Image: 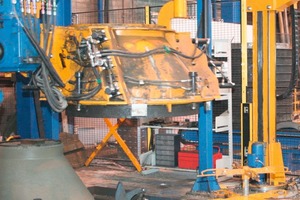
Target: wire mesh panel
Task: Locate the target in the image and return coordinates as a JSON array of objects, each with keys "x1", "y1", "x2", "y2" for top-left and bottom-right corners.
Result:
[
  {"x1": 72, "y1": 11, "x2": 99, "y2": 24},
  {"x1": 106, "y1": 7, "x2": 146, "y2": 24},
  {"x1": 74, "y1": 117, "x2": 117, "y2": 148},
  {"x1": 134, "y1": 0, "x2": 169, "y2": 7}
]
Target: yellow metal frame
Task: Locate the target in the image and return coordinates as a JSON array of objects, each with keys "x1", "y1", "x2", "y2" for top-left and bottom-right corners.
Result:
[
  {"x1": 198, "y1": 165, "x2": 290, "y2": 199},
  {"x1": 246, "y1": 0, "x2": 292, "y2": 185},
  {"x1": 240, "y1": 0, "x2": 249, "y2": 163},
  {"x1": 235, "y1": 0, "x2": 299, "y2": 199},
  {"x1": 85, "y1": 118, "x2": 142, "y2": 172}
]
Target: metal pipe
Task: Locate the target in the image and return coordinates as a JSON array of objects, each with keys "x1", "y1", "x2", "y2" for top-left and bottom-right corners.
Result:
[
  {"x1": 278, "y1": 12, "x2": 286, "y2": 43},
  {"x1": 174, "y1": 0, "x2": 187, "y2": 18},
  {"x1": 104, "y1": 0, "x2": 109, "y2": 23},
  {"x1": 145, "y1": 6, "x2": 150, "y2": 24},
  {"x1": 284, "y1": 8, "x2": 290, "y2": 44},
  {"x1": 243, "y1": 178, "x2": 250, "y2": 196}
]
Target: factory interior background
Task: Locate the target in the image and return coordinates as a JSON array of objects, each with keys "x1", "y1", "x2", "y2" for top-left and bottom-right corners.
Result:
[{"x1": 0, "y1": 0, "x2": 300, "y2": 199}]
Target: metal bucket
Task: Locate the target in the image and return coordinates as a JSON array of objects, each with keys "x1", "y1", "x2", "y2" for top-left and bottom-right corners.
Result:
[{"x1": 0, "y1": 139, "x2": 94, "y2": 200}]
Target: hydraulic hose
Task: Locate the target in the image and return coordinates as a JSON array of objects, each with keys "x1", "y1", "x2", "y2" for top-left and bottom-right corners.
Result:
[
  {"x1": 22, "y1": 24, "x2": 65, "y2": 87},
  {"x1": 66, "y1": 67, "x2": 102, "y2": 101},
  {"x1": 99, "y1": 45, "x2": 206, "y2": 60},
  {"x1": 12, "y1": 5, "x2": 64, "y2": 87}
]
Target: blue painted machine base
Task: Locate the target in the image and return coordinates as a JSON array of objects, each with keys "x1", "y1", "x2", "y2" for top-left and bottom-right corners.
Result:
[
  {"x1": 192, "y1": 176, "x2": 220, "y2": 192},
  {"x1": 16, "y1": 73, "x2": 59, "y2": 139}
]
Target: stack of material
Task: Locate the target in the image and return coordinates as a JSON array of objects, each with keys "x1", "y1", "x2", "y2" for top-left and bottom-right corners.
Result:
[
  {"x1": 155, "y1": 134, "x2": 181, "y2": 167},
  {"x1": 117, "y1": 119, "x2": 148, "y2": 159},
  {"x1": 60, "y1": 132, "x2": 87, "y2": 168}
]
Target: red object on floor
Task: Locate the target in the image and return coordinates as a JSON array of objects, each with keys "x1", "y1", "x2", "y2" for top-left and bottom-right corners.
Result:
[
  {"x1": 178, "y1": 151, "x2": 198, "y2": 170},
  {"x1": 213, "y1": 146, "x2": 223, "y2": 168},
  {"x1": 178, "y1": 146, "x2": 223, "y2": 169}
]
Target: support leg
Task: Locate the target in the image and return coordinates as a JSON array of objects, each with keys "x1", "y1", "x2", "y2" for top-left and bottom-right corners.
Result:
[
  {"x1": 84, "y1": 129, "x2": 114, "y2": 166},
  {"x1": 85, "y1": 118, "x2": 142, "y2": 172},
  {"x1": 113, "y1": 130, "x2": 142, "y2": 172},
  {"x1": 192, "y1": 102, "x2": 220, "y2": 192}
]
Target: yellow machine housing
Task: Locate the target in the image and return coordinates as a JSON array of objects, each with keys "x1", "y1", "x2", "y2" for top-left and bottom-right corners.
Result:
[{"x1": 49, "y1": 24, "x2": 219, "y2": 118}]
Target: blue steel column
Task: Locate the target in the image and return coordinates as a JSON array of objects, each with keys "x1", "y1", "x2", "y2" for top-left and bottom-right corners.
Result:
[
  {"x1": 193, "y1": 0, "x2": 219, "y2": 192},
  {"x1": 16, "y1": 0, "x2": 72, "y2": 139},
  {"x1": 41, "y1": 101, "x2": 60, "y2": 140},
  {"x1": 56, "y1": 0, "x2": 72, "y2": 26},
  {"x1": 211, "y1": 0, "x2": 217, "y2": 19},
  {"x1": 192, "y1": 102, "x2": 220, "y2": 192},
  {"x1": 197, "y1": 0, "x2": 203, "y2": 38},
  {"x1": 197, "y1": 0, "x2": 212, "y2": 54},
  {"x1": 37, "y1": 0, "x2": 72, "y2": 139},
  {"x1": 42, "y1": 0, "x2": 72, "y2": 139},
  {"x1": 16, "y1": 74, "x2": 60, "y2": 139},
  {"x1": 98, "y1": 0, "x2": 103, "y2": 23},
  {"x1": 16, "y1": 73, "x2": 39, "y2": 139}
]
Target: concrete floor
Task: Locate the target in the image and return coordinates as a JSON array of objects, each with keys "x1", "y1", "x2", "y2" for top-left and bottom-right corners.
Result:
[
  {"x1": 76, "y1": 159, "x2": 300, "y2": 200},
  {"x1": 76, "y1": 159, "x2": 198, "y2": 199}
]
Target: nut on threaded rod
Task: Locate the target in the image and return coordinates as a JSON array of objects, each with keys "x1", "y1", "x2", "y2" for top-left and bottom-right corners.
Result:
[
  {"x1": 189, "y1": 71, "x2": 198, "y2": 94},
  {"x1": 75, "y1": 72, "x2": 84, "y2": 95}
]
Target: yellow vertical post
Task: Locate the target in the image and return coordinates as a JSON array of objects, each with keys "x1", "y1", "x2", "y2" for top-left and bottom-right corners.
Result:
[
  {"x1": 267, "y1": 9, "x2": 277, "y2": 144},
  {"x1": 145, "y1": 6, "x2": 150, "y2": 24},
  {"x1": 174, "y1": 0, "x2": 187, "y2": 18},
  {"x1": 262, "y1": 10, "x2": 270, "y2": 144},
  {"x1": 241, "y1": 0, "x2": 249, "y2": 164},
  {"x1": 246, "y1": 0, "x2": 293, "y2": 185},
  {"x1": 147, "y1": 127, "x2": 151, "y2": 151},
  {"x1": 241, "y1": 0, "x2": 248, "y2": 105}
]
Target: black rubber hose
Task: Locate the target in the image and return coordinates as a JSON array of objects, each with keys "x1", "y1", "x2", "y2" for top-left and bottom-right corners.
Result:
[
  {"x1": 22, "y1": 25, "x2": 65, "y2": 87},
  {"x1": 66, "y1": 67, "x2": 102, "y2": 101},
  {"x1": 277, "y1": 6, "x2": 299, "y2": 100},
  {"x1": 99, "y1": 46, "x2": 206, "y2": 60},
  {"x1": 66, "y1": 83, "x2": 102, "y2": 101}
]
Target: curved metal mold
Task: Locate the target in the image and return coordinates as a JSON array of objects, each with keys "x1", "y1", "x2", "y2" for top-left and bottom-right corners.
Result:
[
  {"x1": 50, "y1": 24, "x2": 219, "y2": 116},
  {"x1": 0, "y1": 139, "x2": 94, "y2": 200}
]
